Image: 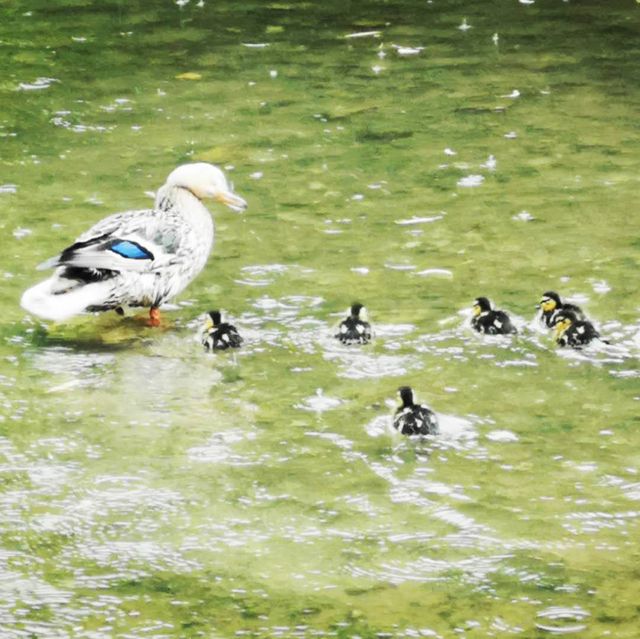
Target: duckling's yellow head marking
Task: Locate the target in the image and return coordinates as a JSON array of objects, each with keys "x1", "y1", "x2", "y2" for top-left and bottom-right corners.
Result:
[
  {"x1": 204, "y1": 315, "x2": 214, "y2": 331},
  {"x1": 540, "y1": 297, "x2": 557, "y2": 313},
  {"x1": 472, "y1": 303, "x2": 482, "y2": 317}
]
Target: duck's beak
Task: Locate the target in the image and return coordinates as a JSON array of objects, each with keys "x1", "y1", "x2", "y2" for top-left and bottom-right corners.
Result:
[{"x1": 216, "y1": 191, "x2": 248, "y2": 213}]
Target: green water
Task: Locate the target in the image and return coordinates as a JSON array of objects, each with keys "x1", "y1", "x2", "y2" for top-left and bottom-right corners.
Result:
[{"x1": 1, "y1": 0, "x2": 640, "y2": 636}]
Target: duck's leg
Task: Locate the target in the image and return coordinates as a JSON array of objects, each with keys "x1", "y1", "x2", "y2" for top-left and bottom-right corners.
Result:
[{"x1": 149, "y1": 306, "x2": 162, "y2": 327}]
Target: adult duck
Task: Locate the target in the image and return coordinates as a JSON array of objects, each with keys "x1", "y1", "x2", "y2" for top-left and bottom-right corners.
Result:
[{"x1": 21, "y1": 163, "x2": 247, "y2": 326}]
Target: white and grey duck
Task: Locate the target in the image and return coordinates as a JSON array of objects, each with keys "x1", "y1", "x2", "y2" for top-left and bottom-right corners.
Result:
[{"x1": 21, "y1": 163, "x2": 247, "y2": 326}]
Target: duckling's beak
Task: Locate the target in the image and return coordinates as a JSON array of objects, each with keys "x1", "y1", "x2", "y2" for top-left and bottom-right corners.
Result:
[{"x1": 216, "y1": 191, "x2": 248, "y2": 213}]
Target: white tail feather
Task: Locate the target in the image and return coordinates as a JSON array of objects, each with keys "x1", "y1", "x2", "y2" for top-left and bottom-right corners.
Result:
[{"x1": 21, "y1": 277, "x2": 112, "y2": 321}]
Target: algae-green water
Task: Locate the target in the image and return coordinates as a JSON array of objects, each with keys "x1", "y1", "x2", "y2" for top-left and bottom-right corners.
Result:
[{"x1": 1, "y1": 1, "x2": 639, "y2": 637}]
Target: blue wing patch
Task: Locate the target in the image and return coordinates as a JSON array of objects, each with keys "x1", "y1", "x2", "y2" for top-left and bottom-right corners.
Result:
[{"x1": 108, "y1": 240, "x2": 154, "y2": 260}]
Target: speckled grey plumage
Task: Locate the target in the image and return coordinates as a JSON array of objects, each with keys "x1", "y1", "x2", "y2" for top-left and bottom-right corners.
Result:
[
  {"x1": 21, "y1": 163, "x2": 245, "y2": 321},
  {"x1": 43, "y1": 187, "x2": 213, "y2": 311}
]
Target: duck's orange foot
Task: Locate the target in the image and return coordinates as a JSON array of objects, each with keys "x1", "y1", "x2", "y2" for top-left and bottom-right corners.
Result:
[{"x1": 148, "y1": 307, "x2": 162, "y2": 327}]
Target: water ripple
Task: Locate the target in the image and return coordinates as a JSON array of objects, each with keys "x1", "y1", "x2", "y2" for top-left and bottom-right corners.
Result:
[
  {"x1": 31, "y1": 347, "x2": 115, "y2": 393},
  {"x1": 295, "y1": 389, "x2": 343, "y2": 413},
  {"x1": 600, "y1": 474, "x2": 640, "y2": 500},
  {"x1": 236, "y1": 263, "x2": 289, "y2": 287},
  {"x1": 188, "y1": 428, "x2": 261, "y2": 466},
  {"x1": 535, "y1": 606, "x2": 590, "y2": 635},
  {"x1": 395, "y1": 213, "x2": 445, "y2": 225},
  {"x1": 323, "y1": 346, "x2": 422, "y2": 379},
  {"x1": 77, "y1": 539, "x2": 201, "y2": 576},
  {"x1": 348, "y1": 552, "x2": 507, "y2": 587},
  {"x1": 18, "y1": 77, "x2": 59, "y2": 91},
  {"x1": 50, "y1": 113, "x2": 114, "y2": 134},
  {"x1": 563, "y1": 509, "x2": 639, "y2": 535}
]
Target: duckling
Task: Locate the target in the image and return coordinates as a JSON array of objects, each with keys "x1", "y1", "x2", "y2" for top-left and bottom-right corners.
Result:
[
  {"x1": 21, "y1": 163, "x2": 247, "y2": 326},
  {"x1": 471, "y1": 297, "x2": 517, "y2": 335},
  {"x1": 537, "y1": 291, "x2": 585, "y2": 328},
  {"x1": 393, "y1": 386, "x2": 439, "y2": 436},
  {"x1": 335, "y1": 303, "x2": 372, "y2": 345},
  {"x1": 202, "y1": 310, "x2": 243, "y2": 351},
  {"x1": 552, "y1": 310, "x2": 605, "y2": 349}
]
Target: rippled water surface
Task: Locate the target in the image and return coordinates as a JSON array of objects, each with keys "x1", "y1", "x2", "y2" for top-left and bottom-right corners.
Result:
[{"x1": 1, "y1": 0, "x2": 640, "y2": 637}]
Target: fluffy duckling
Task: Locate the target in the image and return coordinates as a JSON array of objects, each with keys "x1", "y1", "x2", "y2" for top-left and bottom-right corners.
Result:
[
  {"x1": 202, "y1": 310, "x2": 243, "y2": 351},
  {"x1": 552, "y1": 310, "x2": 605, "y2": 349},
  {"x1": 21, "y1": 163, "x2": 247, "y2": 326},
  {"x1": 335, "y1": 303, "x2": 372, "y2": 345},
  {"x1": 471, "y1": 297, "x2": 517, "y2": 335},
  {"x1": 393, "y1": 386, "x2": 439, "y2": 436},
  {"x1": 537, "y1": 291, "x2": 585, "y2": 328}
]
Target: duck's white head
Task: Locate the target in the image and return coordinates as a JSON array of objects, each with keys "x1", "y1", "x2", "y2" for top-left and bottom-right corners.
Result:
[{"x1": 165, "y1": 162, "x2": 247, "y2": 212}]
